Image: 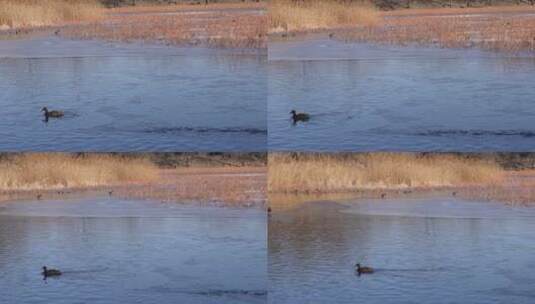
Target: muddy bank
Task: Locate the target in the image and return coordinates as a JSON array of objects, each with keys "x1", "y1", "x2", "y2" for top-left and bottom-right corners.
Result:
[
  {"x1": 0, "y1": 153, "x2": 267, "y2": 207},
  {"x1": 1, "y1": 3, "x2": 267, "y2": 49},
  {"x1": 271, "y1": 5, "x2": 535, "y2": 53},
  {"x1": 0, "y1": 166, "x2": 266, "y2": 207}
]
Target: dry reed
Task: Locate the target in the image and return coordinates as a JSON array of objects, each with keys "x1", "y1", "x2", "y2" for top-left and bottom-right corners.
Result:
[
  {"x1": 269, "y1": 0, "x2": 378, "y2": 33},
  {"x1": 268, "y1": 153, "x2": 504, "y2": 193},
  {"x1": 0, "y1": 153, "x2": 158, "y2": 190},
  {"x1": 0, "y1": 0, "x2": 103, "y2": 29},
  {"x1": 342, "y1": 5, "x2": 535, "y2": 52}
]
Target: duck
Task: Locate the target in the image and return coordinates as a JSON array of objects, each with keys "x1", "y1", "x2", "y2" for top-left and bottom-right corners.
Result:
[
  {"x1": 355, "y1": 263, "x2": 374, "y2": 275},
  {"x1": 41, "y1": 107, "x2": 64, "y2": 119},
  {"x1": 290, "y1": 110, "x2": 310, "y2": 123},
  {"x1": 42, "y1": 266, "x2": 62, "y2": 277}
]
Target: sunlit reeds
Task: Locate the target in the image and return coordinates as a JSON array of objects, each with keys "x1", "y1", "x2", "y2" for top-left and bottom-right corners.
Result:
[
  {"x1": 268, "y1": 153, "x2": 504, "y2": 193},
  {"x1": 0, "y1": 0, "x2": 102, "y2": 29},
  {"x1": 269, "y1": 0, "x2": 378, "y2": 33},
  {"x1": 0, "y1": 153, "x2": 158, "y2": 190}
]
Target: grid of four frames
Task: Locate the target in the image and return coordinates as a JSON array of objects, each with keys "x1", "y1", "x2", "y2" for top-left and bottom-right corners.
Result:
[{"x1": 1, "y1": 1, "x2": 535, "y2": 303}]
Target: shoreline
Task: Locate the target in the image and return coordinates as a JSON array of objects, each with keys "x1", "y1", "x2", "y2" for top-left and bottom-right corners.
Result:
[
  {"x1": 0, "y1": 2, "x2": 267, "y2": 49},
  {"x1": 269, "y1": 4, "x2": 535, "y2": 53},
  {"x1": 0, "y1": 166, "x2": 266, "y2": 208}
]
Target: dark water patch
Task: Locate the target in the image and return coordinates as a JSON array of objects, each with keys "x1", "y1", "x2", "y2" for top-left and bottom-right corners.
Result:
[
  {"x1": 143, "y1": 127, "x2": 267, "y2": 135},
  {"x1": 416, "y1": 129, "x2": 535, "y2": 138}
]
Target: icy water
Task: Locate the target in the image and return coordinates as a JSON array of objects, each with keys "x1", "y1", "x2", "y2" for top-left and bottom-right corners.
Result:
[
  {"x1": 269, "y1": 39, "x2": 535, "y2": 151},
  {"x1": 0, "y1": 199, "x2": 266, "y2": 304},
  {"x1": 269, "y1": 198, "x2": 535, "y2": 304},
  {"x1": 0, "y1": 37, "x2": 266, "y2": 151}
]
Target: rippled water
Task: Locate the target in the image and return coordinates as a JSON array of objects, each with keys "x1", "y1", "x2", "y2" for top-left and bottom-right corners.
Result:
[
  {"x1": 269, "y1": 39, "x2": 535, "y2": 151},
  {"x1": 0, "y1": 199, "x2": 266, "y2": 304},
  {"x1": 0, "y1": 37, "x2": 266, "y2": 151},
  {"x1": 269, "y1": 198, "x2": 535, "y2": 303}
]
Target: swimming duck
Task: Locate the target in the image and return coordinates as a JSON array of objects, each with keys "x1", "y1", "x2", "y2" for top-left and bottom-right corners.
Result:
[
  {"x1": 290, "y1": 110, "x2": 310, "y2": 123},
  {"x1": 41, "y1": 107, "x2": 64, "y2": 119},
  {"x1": 42, "y1": 266, "x2": 62, "y2": 277},
  {"x1": 355, "y1": 263, "x2": 374, "y2": 274}
]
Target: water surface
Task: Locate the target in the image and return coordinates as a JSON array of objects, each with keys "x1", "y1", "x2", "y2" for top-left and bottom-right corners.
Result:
[
  {"x1": 269, "y1": 198, "x2": 535, "y2": 303},
  {"x1": 0, "y1": 37, "x2": 267, "y2": 151},
  {"x1": 0, "y1": 199, "x2": 266, "y2": 304},
  {"x1": 269, "y1": 39, "x2": 535, "y2": 151}
]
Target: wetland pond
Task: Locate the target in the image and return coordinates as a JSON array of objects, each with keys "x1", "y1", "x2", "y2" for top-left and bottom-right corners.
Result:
[
  {"x1": 269, "y1": 39, "x2": 535, "y2": 151},
  {"x1": 0, "y1": 198, "x2": 266, "y2": 304},
  {"x1": 0, "y1": 36, "x2": 266, "y2": 151},
  {"x1": 269, "y1": 198, "x2": 535, "y2": 304}
]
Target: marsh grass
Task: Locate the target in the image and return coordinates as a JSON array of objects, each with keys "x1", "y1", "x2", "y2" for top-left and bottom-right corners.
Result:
[
  {"x1": 0, "y1": 0, "x2": 103, "y2": 29},
  {"x1": 0, "y1": 153, "x2": 158, "y2": 190},
  {"x1": 268, "y1": 153, "x2": 504, "y2": 193},
  {"x1": 343, "y1": 5, "x2": 535, "y2": 52},
  {"x1": 269, "y1": 0, "x2": 378, "y2": 33}
]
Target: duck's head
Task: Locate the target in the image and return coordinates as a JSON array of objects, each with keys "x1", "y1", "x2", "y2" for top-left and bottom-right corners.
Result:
[
  {"x1": 290, "y1": 110, "x2": 296, "y2": 115},
  {"x1": 355, "y1": 263, "x2": 360, "y2": 268},
  {"x1": 42, "y1": 266, "x2": 47, "y2": 272},
  {"x1": 41, "y1": 107, "x2": 48, "y2": 113}
]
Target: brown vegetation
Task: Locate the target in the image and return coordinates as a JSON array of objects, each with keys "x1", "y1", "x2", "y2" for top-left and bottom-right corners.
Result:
[
  {"x1": 0, "y1": 153, "x2": 158, "y2": 190},
  {"x1": 269, "y1": 0, "x2": 378, "y2": 33},
  {"x1": 0, "y1": 153, "x2": 266, "y2": 207},
  {"x1": 60, "y1": 2, "x2": 267, "y2": 48},
  {"x1": 0, "y1": 0, "x2": 102, "y2": 29},
  {"x1": 268, "y1": 153, "x2": 504, "y2": 194},
  {"x1": 342, "y1": 5, "x2": 535, "y2": 52}
]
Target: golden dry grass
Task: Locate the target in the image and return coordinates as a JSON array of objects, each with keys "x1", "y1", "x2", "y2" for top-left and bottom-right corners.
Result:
[
  {"x1": 268, "y1": 153, "x2": 504, "y2": 193},
  {"x1": 0, "y1": 0, "x2": 103, "y2": 29},
  {"x1": 269, "y1": 0, "x2": 378, "y2": 33},
  {"x1": 0, "y1": 153, "x2": 158, "y2": 190},
  {"x1": 342, "y1": 5, "x2": 535, "y2": 52}
]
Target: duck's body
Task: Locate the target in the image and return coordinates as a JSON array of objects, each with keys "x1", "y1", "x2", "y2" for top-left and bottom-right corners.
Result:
[
  {"x1": 41, "y1": 107, "x2": 64, "y2": 119},
  {"x1": 355, "y1": 263, "x2": 374, "y2": 275},
  {"x1": 290, "y1": 110, "x2": 310, "y2": 123},
  {"x1": 42, "y1": 266, "x2": 62, "y2": 277}
]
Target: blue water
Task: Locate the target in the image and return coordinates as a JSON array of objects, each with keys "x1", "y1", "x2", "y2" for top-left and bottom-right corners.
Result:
[
  {"x1": 269, "y1": 198, "x2": 535, "y2": 304},
  {"x1": 269, "y1": 39, "x2": 535, "y2": 151},
  {"x1": 0, "y1": 37, "x2": 266, "y2": 151},
  {"x1": 0, "y1": 199, "x2": 267, "y2": 304}
]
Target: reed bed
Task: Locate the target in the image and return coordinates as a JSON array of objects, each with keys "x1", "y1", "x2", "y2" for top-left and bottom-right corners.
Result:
[
  {"x1": 0, "y1": 154, "x2": 158, "y2": 190},
  {"x1": 268, "y1": 153, "x2": 504, "y2": 193},
  {"x1": 342, "y1": 5, "x2": 535, "y2": 52},
  {"x1": 0, "y1": 0, "x2": 103, "y2": 29},
  {"x1": 269, "y1": 0, "x2": 378, "y2": 33},
  {"x1": 62, "y1": 3, "x2": 267, "y2": 48}
]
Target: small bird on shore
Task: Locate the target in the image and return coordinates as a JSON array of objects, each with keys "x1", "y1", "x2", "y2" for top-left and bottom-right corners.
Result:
[
  {"x1": 37, "y1": 194, "x2": 42, "y2": 200},
  {"x1": 42, "y1": 266, "x2": 62, "y2": 278},
  {"x1": 109, "y1": 190, "x2": 113, "y2": 196},
  {"x1": 41, "y1": 107, "x2": 64, "y2": 120},
  {"x1": 290, "y1": 110, "x2": 310, "y2": 124},
  {"x1": 381, "y1": 193, "x2": 386, "y2": 199},
  {"x1": 355, "y1": 263, "x2": 374, "y2": 275},
  {"x1": 267, "y1": 207, "x2": 272, "y2": 216}
]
